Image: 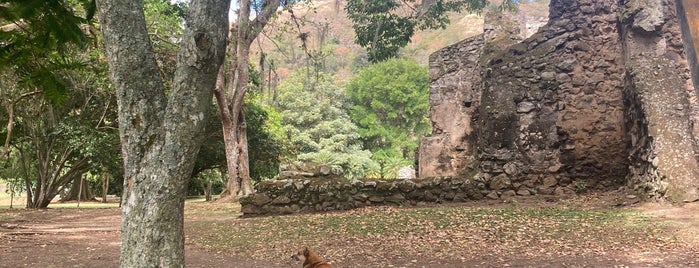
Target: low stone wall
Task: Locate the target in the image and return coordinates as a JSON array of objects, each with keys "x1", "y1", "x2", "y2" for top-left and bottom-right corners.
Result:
[
  {"x1": 239, "y1": 175, "x2": 583, "y2": 216},
  {"x1": 240, "y1": 176, "x2": 487, "y2": 216}
]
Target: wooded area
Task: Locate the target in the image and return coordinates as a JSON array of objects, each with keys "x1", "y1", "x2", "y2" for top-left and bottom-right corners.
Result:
[{"x1": 0, "y1": 0, "x2": 494, "y2": 266}]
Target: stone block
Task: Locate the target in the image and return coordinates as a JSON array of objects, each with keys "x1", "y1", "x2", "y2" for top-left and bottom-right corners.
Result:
[{"x1": 490, "y1": 174, "x2": 512, "y2": 190}]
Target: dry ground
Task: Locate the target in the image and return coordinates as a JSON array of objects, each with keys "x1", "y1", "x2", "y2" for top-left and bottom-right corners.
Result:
[{"x1": 1, "y1": 193, "x2": 698, "y2": 268}]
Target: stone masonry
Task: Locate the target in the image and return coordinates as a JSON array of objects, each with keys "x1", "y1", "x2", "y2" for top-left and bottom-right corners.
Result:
[
  {"x1": 240, "y1": 176, "x2": 488, "y2": 216},
  {"x1": 419, "y1": 0, "x2": 699, "y2": 202}
]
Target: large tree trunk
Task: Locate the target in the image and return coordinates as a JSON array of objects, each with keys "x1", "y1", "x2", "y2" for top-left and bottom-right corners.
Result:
[
  {"x1": 97, "y1": 0, "x2": 228, "y2": 266},
  {"x1": 61, "y1": 176, "x2": 96, "y2": 202},
  {"x1": 214, "y1": 67, "x2": 241, "y2": 199},
  {"x1": 216, "y1": 0, "x2": 282, "y2": 200},
  {"x1": 204, "y1": 176, "x2": 213, "y2": 201},
  {"x1": 27, "y1": 146, "x2": 89, "y2": 208},
  {"x1": 101, "y1": 171, "x2": 110, "y2": 203},
  {"x1": 236, "y1": 114, "x2": 253, "y2": 196}
]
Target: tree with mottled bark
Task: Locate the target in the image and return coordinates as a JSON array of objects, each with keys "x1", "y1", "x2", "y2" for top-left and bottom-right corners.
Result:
[
  {"x1": 96, "y1": 0, "x2": 229, "y2": 266},
  {"x1": 215, "y1": 0, "x2": 283, "y2": 199}
]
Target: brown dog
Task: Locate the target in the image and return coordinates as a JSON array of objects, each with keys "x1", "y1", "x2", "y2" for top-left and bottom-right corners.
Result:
[{"x1": 291, "y1": 247, "x2": 333, "y2": 268}]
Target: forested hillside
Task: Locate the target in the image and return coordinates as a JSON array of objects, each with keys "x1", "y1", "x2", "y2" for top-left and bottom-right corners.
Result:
[{"x1": 250, "y1": 0, "x2": 549, "y2": 81}]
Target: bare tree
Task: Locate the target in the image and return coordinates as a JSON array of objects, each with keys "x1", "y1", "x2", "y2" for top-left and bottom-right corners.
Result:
[{"x1": 96, "y1": 0, "x2": 229, "y2": 266}]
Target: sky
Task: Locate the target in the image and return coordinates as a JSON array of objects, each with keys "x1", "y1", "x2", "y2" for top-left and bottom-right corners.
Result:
[{"x1": 171, "y1": 0, "x2": 239, "y2": 21}]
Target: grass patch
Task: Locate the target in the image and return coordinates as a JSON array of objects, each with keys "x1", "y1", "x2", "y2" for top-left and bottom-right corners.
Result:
[
  {"x1": 185, "y1": 205, "x2": 671, "y2": 264},
  {"x1": 47, "y1": 202, "x2": 120, "y2": 209}
]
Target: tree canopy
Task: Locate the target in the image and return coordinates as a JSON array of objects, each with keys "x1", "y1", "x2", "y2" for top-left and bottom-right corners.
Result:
[
  {"x1": 346, "y1": 0, "x2": 518, "y2": 62},
  {"x1": 0, "y1": 0, "x2": 95, "y2": 103},
  {"x1": 277, "y1": 71, "x2": 378, "y2": 178},
  {"x1": 0, "y1": 0, "x2": 122, "y2": 208},
  {"x1": 346, "y1": 59, "x2": 430, "y2": 176}
]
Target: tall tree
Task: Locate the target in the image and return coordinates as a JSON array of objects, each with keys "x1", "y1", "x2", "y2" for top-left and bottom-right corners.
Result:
[
  {"x1": 214, "y1": 0, "x2": 284, "y2": 199},
  {"x1": 96, "y1": 0, "x2": 229, "y2": 266},
  {"x1": 0, "y1": 0, "x2": 122, "y2": 208},
  {"x1": 0, "y1": 0, "x2": 95, "y2": 160},
  {"x1": 346, "y1": 59, "x2": 430, "y2": 176},
  {"x1": 277, "y1": 71, "x2": 378, "y2": 178}
]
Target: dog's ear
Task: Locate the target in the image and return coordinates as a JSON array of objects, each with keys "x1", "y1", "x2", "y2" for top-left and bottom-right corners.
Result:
[{"x1": 303, "y1": 246, "x2": 310, "y2": 257}]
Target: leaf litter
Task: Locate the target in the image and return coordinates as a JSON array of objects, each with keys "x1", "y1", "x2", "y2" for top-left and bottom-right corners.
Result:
[{"x1": 184, "y1": 197, "x2": 699, "y2": 267}]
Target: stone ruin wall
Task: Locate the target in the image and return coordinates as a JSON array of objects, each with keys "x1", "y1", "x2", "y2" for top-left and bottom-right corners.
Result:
[
  {"x1": 418, "y1": 35, "x2": 484, "y2": 178},
  {"x1": 621, "y1": 0, "x2": 699, "y2": 201},
  {"x1": 419, "y1": 0, "x2": 699, "y2": 202}
]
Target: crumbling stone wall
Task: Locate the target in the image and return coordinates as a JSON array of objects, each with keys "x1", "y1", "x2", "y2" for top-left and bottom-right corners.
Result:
[
  {"x1": 418, "y1": 8, "x2": 535, "y2": 178},
  {"x1": 620, "y1": 0, "x2": 699, "y2": 202},
  {"x1": 478, "y1": 0, "x2": 629, "y2": 183},
  {"x1": 419, "y1": 0, "x2": 699, "y2": 201},
  {"x1": 418, "y1": 36, "x2": 484, "y2": 178},
  {"x1": 240, "y1": 176, "x2": 487, "y2": 216}
]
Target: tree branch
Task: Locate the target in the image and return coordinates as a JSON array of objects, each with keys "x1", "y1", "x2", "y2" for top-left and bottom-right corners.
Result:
[
  {"x1": 1, "y1": 91, "x2": 42, "y2": 161},
  {"x1": 0, "y1": 20, "x2": 28, "y2": 33},
  {"x1": 249, "y1": 0, "x2": 283, "y2": 41}
]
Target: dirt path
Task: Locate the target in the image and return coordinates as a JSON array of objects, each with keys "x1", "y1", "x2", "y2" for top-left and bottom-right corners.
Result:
[
  {"x1": 0, "y1": 208, "x2": 275, "y2": 268},
  {"x1": 1, "y1": 198, "x2": 698, "y2": 268}
]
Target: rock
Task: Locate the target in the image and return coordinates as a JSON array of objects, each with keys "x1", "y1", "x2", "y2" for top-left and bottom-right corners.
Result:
[
  {"x1": 293, "y1": 181, "x2": 306, "y2": 191},
  {"x1": 279, "y1": 171, "x2": 296, "y2": 177},
  {"x1": 621, "y1": 195, "x2": 641, "y2": 206},
  {"x1": 486, "y1": 191, "x2": 500, "y2": 200},
  {"x1": 555, "y1": 59, "x2": 576, "y2": 72},
  {"x1": 249, "y1": 194, "x2": 271, "y2": 206},
  {"x1": 241, "y1": 204, "x2": 264, "y2": 215},
  {"x1": 386, "y1": 193, "x2": 406, "y2": 204},
  {"x1": 504, "y1": 162, "x2": 519, "y2": 175},
  {"x1": 516, "y1": 189, "x2": 531, "y2": 196},
  {"x1": 368, "y1": 196, "x2": 385, "y2": 203},
  {"x1": 278, "y1": 205, "x2": 300, "y2": 214},
  {"x1": 517, "y1": 101, "x2": 536, "y2": 113},
  {"x1": 547, "y1": 164, "x2": 562, "y2": 173},
  {"x1": 554, "y1": 186, "x2": 567, "y2": 196},
  {"x1": 542, "y1": 176, "x2": 558, "y2": 187},
  {"x1": 375, "y1": 181, "x2": 393, "y2": 191},
  {"x1": 319, "y1": 165, "x2": 332, "y2": 175},
  {"x1": 354, "y1": 193, "x2": 369, "y2": 201},
  {"x1": 537, "y1": 186, "x2": 555, "y2": 195},
  {"x1": 540, "y1": 71, "x2": 556, "y2": 81},
  {"x1": 397, "y1": 166, "x2": 416, "y2": 179},
  {"x1": 474, "y1": 172, "x2": 492, "y2": 183},
  {"x1": 651, "y1": 157, "x2": 659, "y2": 168},
  {"x1": 271, "y1": 195, "x2": 291, "y2": 205},
  {"x1": 628, "y1": 0, "x2": 664, "y2": 32},
  {"x1": 489, "y1": 174, "x2": 512, "y2": 190},
  {"x1": 502, "y1": 190, "x2": 517, "y2": 197},
  {"x1": 422, "y1": 190, "x2": 437, "y2": 201},
  {"x1": 480, "y1": 161, "x2": 504, "y2": 173},
  {"x1": 396, "y1": 179, "x2": 416, "y2": 192}
]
